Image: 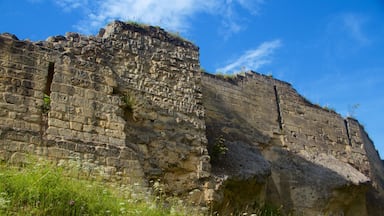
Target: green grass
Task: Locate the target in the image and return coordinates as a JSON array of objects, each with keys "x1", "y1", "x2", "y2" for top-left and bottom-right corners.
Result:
[
  {"x1": 0, "y1": 159, "x2": 196, "y2": 216},
  {"x1": 0, "y1": 158, "x2": 283, "y2": 216}
]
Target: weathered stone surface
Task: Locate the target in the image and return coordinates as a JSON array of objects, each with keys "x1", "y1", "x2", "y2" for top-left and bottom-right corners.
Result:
[
  {"x1": 1, "y1": 22, "x2": 384, "y2": 215},
  {"x1": 202, "y1": 72, "x2": 384, "y2": 215},
  {"x1": 0, "y1": 21, "x2": 208, "y2": 193}
]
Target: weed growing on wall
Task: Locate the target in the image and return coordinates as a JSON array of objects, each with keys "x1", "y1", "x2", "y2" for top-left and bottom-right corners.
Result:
[
  {"x1": 121, "y1": 93, "x2": 138, "y2": 121},
  {"x1": 210, "y1": 135, "x2": 228, "y2": 163},
  {"x1": 41, "y1": 94, "x2": 51, "y2": 113}
]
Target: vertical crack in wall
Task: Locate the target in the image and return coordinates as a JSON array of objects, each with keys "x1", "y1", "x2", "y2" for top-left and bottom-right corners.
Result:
[
  {"x1": 44, "y1": 62, "x2": 55, "y2": 96},
  {"x1": 273, "y1": 85, "x2": 283, "y2": 130},
  {"x1": 344, "y1": 119, "x2": 352, "y2": 146},
  {"x1": 41, "y1": 62, "x2": 55, "y2": 137}
]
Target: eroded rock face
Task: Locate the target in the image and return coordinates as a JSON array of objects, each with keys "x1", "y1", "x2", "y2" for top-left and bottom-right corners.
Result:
[
  {"x1": 202, "y1": 72, "x2": 384, "y2": 215},
  {"x1": 1, "y1": 21, "x2": 384, "y2": 215}
]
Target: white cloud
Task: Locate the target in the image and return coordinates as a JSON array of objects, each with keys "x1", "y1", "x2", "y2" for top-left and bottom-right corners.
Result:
[
  {"x1": 92, "y1": 0, "x2": 218, "y2": 33},
  {"x1": 216, "y1": 39, "x2": 282, "y2": 73},
  {"x1": 341, "y1": 13, "x2": 369, "y2": 45},
  {"x1": 236, "y1": 0, "x2": 265, "y2": 15},
  {"x1": 323, "y1": 13, "x2": 371, "y2": 60},
  {"x1": 51, "y1": 0, "x2": 263, "y2": 36},
  {"x1": 54, "y1": 0, "x2": 89, "y2": 12},
  {"x1": 218, "y1": 0, "x2": 265, "y2": 38}
]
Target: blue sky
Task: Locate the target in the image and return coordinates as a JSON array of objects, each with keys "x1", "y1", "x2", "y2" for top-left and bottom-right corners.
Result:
[{"x1": 1, "y1": 0, "x2": 383, "y2": 159}]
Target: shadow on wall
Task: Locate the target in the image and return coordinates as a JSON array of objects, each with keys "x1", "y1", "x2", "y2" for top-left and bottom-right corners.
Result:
[{"x1": 202, "y1": 77, "x2": 370, "y2": 215}]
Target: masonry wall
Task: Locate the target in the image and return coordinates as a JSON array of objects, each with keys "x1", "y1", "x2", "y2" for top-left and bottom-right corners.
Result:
[
  {"x1": 202, "y1": 71, "x2": 384, "y2": 215},
  {"x1": 0, "y1": 34, "x2": 53, "y2": 162},
  {"x1": 202, "y1": 71, "x2": 375, "y2": 176},
  {"x1": 0, "y1": 21, "x2": 209, "y2": 193},
  {"x1": 274, "y1": 81, "x2": 371, "y2": 176},
  {"x1": 202, "y1": 73, "x2": 280, "y2": 146},
  {"x1": 1, "y1": 21, "x2": 384, "y2": 214}
]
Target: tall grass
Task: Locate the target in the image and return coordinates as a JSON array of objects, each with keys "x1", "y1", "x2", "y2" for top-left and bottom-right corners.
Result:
[
  {"x1": 0, "y1": 159, "x2": 194, "y2": 216},
  {"x1": 0, "y1": 158, "x2": 282, "y2": 216}
]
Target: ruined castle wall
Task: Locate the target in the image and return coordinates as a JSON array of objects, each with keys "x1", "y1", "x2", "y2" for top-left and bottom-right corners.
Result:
[
  {"x1": 202, "y1": 71, "x2": 372, "y2": 172},
  {"x1": 202, "y1": 71, "x2": 381, "y2": 215},
  {"x1": 0, "y1": 21, "x2": 209, "y2": 192},
  {"x1": 0, "y1": 35, "x2": 52, "y2": 162},
  {"x1": 347, "y1": 118, "x2": 384, "y2": 184},
  {"x1": 202, "y1": 73, "x2": 280, "y2": 146},
  {"x1": 1, "y1": 21, "x2": 383, "y2": 213},
  {"x1": 274, "y1": 82, "x2": 371, "y2": 176},
  {"x1": 345, "y1": 117, "x2": 384, "y2": 214}
]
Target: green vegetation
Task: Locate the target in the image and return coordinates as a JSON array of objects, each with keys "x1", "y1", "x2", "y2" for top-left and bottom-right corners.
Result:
[
  {"x1": 124, "y1": 20, "x2": 191, "y2": 43},
  {"x1": 121, "y1": 94, "x2": 135, "y2": 112},
  {"x1": 199, "y1": 67, "x2": 207, "y2": 74},
  {"x1": 210, "y1": 135, "x2": 228, "y2": 162},
  {"x1": 121, "y1": 93, "x2": 137, "y2": 121},
  {"x1": 215, "y1": 71, "x2": 248, "y2": 80},
  {"x1": 41, "y1": 94, "x2": 51, "y2": 113},
  {"x1": 347, "y1": 103, "x2": 360, "y2": 118},
  {"x1": 256, "y1": 204, "x2": 283, "y2": 216},
  {"x1": 0, "y1": 156, "x2": 283, "y2": 216},
  {"x1": 0, "y1": 159, "x2": 197, "y2": 216},
  {"x1": 215, "y1": 72, "x2": 236, "y2": 80},
  {"x1": 125, "y1": 20, "x2": 150, "y2": 28},
  {"x1": 168, "y1": 31, "x2": 193, "y2": 44},
  {"x1": 322, "y1": 105, "x2": 336, "y2": 113}
]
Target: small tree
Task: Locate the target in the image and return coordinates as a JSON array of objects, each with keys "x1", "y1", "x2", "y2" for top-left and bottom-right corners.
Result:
[{"x1": 348, "y1": 104, "x2": 360, "y2": 118}]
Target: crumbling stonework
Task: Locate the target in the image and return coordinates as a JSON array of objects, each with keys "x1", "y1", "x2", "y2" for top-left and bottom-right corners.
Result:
[
  {"x1": 1, "y1": 21, "x2": 383, "y2": 215},
  {"x1": 202, "y1": 72, "x2": 384, "y2": 215},
  {"x1": 0, "y1": 21, "x2": 209, "y2": 194}
]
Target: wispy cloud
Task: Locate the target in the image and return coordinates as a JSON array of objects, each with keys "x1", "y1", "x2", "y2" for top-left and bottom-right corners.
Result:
[
  {"x1": 79, "y1": 0, "x2": 218, "y2": 33},
  {"x1": 53, "y1": 0, "x2": 89, "y2": 12},
  {"x1": 323, "y1": 12, "x2": 371, "y2": 61},
  {"x1": 218, "y1": 0, "x2": 265, "y2": 38},
  {"x1": 236, "y1": 0, "x2": 265, "y2": 15},
  {"x1": 216, "y1": 39, "x2": 282, "y2": 73},
  {"x1": 341, "y1": 13, "x2": 369, "y2": 45},
  {"x1": 50, "y1": 0, "x2": 263, "y2": 35}
]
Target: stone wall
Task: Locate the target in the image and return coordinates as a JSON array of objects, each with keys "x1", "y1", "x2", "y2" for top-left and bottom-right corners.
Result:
[
  {"x1": 0, "y1": 21, "x2": 209, "y2": 194},
  {"x1": 1, "y1": 21, "x2": 383, "y2": 215},
  {"x1": 275, "y1": 80, "x2": 370, "y2": 176},
  {"x1": 202, "y1": 71, "x2": 384, "y2": 215}
]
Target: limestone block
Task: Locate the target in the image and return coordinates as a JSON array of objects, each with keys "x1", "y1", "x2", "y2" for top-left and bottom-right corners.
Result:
[
  {"x1": 69, "y1": 121, "x2": 83, "y2": 131},
  {"x1": 47, "y1": 147, "x2": 70, "y2": 158},
  {"x1": 106, "y1": 157, "x2": 120, "y2": 167},
  {"x1": 103, "y1": 166, "x2": 117, "y2": 176},
  {"x1": 48, "y1": 117, "x2": 69, "y2": 129},
  {"x1": 0, "y1": 150, "x2": 9, "y2": 161},
  {"x1": 19, "y1": 143, "x2": 35, "y2": 154},
  {"x1": 22, "y1": 114, "x2": 41, "y2": 123},
  {"x1": 105, "y1": 122, "x2": 124, "y2": 131},
  {"x1": 105, "y1": 129, "x2": 125, "y2": 139},
  {"x1": 82, "y1": 124, "x2": 94, "y2": 133},
  {"x1": 9, "y1": 152, "x2": 29, "y2": 164},
  {"x1": 51, "y1": 101, "x2": 69, "y2": 113},
  {"x1": 76, "y1": 143, "x2": 95, "y2": 154},
  {"x1": 108, "y1": 137, "x2": 125, "y2": 147},
  {"x1": 28, "y1": 134, "x2": 41, "y2": 145},
  {"x1": 8, "y1": 111, "x2": 17, "y2": 119},
  {"x1": 57, "y1": 128, "x2": 73, "y2": 138},
  {"x1": 3, "y1": 93, "x2": 23, "y2": 104}
]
